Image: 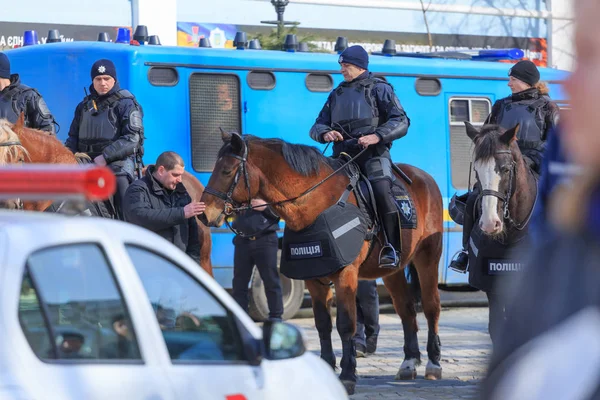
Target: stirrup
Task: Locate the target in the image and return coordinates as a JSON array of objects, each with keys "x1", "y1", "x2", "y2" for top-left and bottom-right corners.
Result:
[
  {"x1": 448, "y1": 250, "x2": 468, "y2": 274},
  {"x1": 378, "y1": 244, "x2": 400, "y2": 269}
]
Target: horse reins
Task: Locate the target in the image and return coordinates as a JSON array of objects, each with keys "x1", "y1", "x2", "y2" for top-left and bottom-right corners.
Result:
[{"x1": 203, "y1": 135, "x2": 369, "y2": 238}]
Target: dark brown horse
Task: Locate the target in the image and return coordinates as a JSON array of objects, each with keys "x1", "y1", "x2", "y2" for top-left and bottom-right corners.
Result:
[
  {"x1": 0, "y1": 114, "x2": 213, "y2": 276},
  {"x1": 466, "y1": 122, "x2": 537, "y2": 237},
  {"x1": 199, "y1": 131, "x2": 443, "y2": 394}
]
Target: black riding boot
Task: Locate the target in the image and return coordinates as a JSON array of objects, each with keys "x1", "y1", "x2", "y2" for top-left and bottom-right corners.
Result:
[{"x1": 380, "y1": 210, "x2": 401, "y2": 269}]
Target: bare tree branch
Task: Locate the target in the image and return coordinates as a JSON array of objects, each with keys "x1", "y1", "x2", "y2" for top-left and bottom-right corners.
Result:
[{"x1": 420, "y1": 0, "x2": 433, "y2": 51}]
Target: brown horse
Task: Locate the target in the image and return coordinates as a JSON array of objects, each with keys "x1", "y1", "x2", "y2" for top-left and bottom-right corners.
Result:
[
  {"x1": 199, "y1": 131, "x2": 443, "y2": 394},
  {"x1": 0, "y1": 115, "x2": 213, "y2": 276}
]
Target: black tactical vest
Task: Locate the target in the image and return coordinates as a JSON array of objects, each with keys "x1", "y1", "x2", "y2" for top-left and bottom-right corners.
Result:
[
  {"x1": 498, "y1": 97, "x2": 547, "y2": 143},
  {"x1": 330, "y1": 78, "x2": 382, "y2": 138},
  {"x1": 77, "y1": 90, "x2": 134, "y2": 155}
]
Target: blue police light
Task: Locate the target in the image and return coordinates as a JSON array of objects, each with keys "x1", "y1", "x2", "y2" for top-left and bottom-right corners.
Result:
[
  {"x1": 382, "y1": 39, "x2": 397, "y2": 56},
  {"x1": 283, "y1": 34, "x2": 298, "y2": 52},
  {"x1": 133, "y1": 25, "x2": 148, "y2": 45},
  {"x1": 248, "y1": 39, "x2": 261, "y2": 50},
  {"x1": 473, "y1": 48, "x2": 524, "y2": 60},
  {"x1": 47, "y1": 29, "x2": 61, "y2": 43},
  {"x1": 116, "y1": 28, "x2": 131, "y2": 44},
  {"x1": 98, "y1": 32, "x2": 111, "y2": 42},
  {"x1": 23, "y1": 30, "x2": 38, "y2": 46},
  {"x1": 148, "y1": 35, "x2": 161, "y2": 45},
  {"x1": 234, "y1": 32, "x2": 248, "y2": 50},
  {"x1": 199, "y1": 38, "x2": 211, "y2": 48},
  {"x1": 334, "y1": 36, "x2": 348, "y2": 54}
]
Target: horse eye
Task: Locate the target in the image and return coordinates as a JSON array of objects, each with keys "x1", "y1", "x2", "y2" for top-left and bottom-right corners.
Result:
[{"x1": 222, "y1": 169, "x2": 232, "y2": 176}]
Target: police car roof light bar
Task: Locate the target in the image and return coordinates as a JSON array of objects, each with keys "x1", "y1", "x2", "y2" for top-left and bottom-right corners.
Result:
[
  {"x1": 0, "y1": 165, "x2": 116, "y2": 202},
  {"x1": 374, "y1": 47, "x2": 525, "y2": 62}
]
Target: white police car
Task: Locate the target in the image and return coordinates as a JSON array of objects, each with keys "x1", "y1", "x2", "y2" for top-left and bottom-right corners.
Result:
[{"x1": 0, "y1": 166, "x2": 348, "y2": 400}]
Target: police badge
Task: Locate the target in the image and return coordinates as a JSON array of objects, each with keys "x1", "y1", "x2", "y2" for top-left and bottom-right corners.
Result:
[{"x1": 338, "y1": 55, "x2": 344, "y2": 63}]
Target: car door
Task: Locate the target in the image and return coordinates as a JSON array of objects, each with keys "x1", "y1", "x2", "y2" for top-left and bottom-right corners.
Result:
[
  {"x1": 15, "y1": 242, "x2": 175, "y2": 400},
  {"x1": 124, "y1": 244, "x2": 263, "y2": 400}
]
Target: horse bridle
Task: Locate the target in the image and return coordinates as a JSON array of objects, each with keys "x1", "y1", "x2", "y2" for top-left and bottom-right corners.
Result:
[
  {"x1": 0, "y1": 140, "x2": 25, "y2": 210},
  {"x1": 203, "y1": 142, "x2": 252, "y2": 217},
  {"x1": 203, "y1": 137, "x2": 369, "y2": 237},
  {"x1": 476, "y1": 149, "x2": 535, "y2": 231}
]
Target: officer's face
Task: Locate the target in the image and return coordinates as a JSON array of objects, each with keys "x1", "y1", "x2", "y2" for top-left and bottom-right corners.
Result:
[
  {"x1": 507, "y1": 76, "x2": 530, "y2": 94},
  {"x1": 216, "y1": 84, "x2": 233, "y2": 111},
  {"x1": 93, "y1": 75, "x2": 115, "y2": 95},
  {"x1": 564, "y1": 0, "x2": 600, "y2": 168},
  {"x1": 340, "y1": 63, "x2": 364, "y2": 82},
  {"x1": 158, "y1": 164, "x2": 184, "y2": 190}
]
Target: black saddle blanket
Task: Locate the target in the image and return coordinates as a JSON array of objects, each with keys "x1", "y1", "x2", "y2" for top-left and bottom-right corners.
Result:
[
  {"x1": 280, "y1": 202, "x2": 368, "y2": 280},
  {"x1": 356, "y1": 179, "x2": 417, "y2": 229}
]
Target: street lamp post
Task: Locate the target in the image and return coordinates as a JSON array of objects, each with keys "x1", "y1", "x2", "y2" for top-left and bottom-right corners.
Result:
[{"x1": 261, "y1": 0, "x2": 299, "y2": 39}]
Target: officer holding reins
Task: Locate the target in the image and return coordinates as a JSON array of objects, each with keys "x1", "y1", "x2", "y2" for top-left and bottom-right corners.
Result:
[
  {"x1": 309, "y1": 45, "x2": 410, "y2": 269},
  {"x1": 0, "y1": 52, "x2": 56, "y2": 133}
]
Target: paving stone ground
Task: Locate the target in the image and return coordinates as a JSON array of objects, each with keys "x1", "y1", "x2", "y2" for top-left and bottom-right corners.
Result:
[{"x1": 292, "y1": 307, "x2": 492, "y2": 399}]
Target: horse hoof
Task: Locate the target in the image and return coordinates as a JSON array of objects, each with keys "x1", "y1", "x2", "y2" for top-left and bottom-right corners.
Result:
[
  {"x1": 356, "y1": 349, "x2": 365, "y2": 358},
  {"x1": 395, "y1": 358, "x2": 419, "y2": 380},
  {"x1": 425, "y1": 361, "x2": 442, "y2": 380},
  {"x1": 341, "y1": 380, "x2": 356, "y2": 395}
]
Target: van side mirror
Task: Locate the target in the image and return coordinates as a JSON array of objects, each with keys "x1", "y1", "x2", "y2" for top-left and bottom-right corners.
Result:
[{"x1": 262, "y1": 321, "x2": 306, "y2": 360}]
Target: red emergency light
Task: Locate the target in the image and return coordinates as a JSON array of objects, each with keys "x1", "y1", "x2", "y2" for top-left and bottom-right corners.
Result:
[{"x1": 0, "y1": 164, "x2": 116, "y2": 201}]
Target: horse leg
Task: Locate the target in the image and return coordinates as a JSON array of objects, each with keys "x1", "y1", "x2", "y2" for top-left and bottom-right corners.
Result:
[
  {"x1": 412, "y1": 233, "x2": 443, "y2": 380},
  {"x1": 332, "y1": 266, "x2": 359, "y2": 395},
  {"x1": 198, "y1": 220, "x2": 213, "y2": 276},
  {"x1": 305, "y1": 279, "x2": 336, "y2": 369},
  {"x1": 383, "y1": 270, "x2": 421, "y2": 380}
]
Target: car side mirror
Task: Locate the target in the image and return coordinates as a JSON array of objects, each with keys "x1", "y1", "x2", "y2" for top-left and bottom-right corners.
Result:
[{"x1": 262, "y1": 321, "x2": 306, "y2": 360}]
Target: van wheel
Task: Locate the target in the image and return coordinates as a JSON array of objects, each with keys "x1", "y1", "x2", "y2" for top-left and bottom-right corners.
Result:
[{"x1": 248, "y1": 270, "x2": 304, "y2": 322}]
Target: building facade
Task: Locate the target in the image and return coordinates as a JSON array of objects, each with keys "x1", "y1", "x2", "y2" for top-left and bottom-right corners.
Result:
[{"x1": 0, "y1": 0, "x2": 574, "y2": 70}]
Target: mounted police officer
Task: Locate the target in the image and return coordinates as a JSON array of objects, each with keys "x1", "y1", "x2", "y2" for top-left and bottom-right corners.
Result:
[
  {"x1": 0, "y1": 52, "x2": 56, "y2": 133},
  {"x1": 449, "y1": 60, "x2": 560, "y2": 273},
  {"x1": 65, "y1": 59, "x2": 145, "y2": 220},
  {"x1": 309, "y1": 45, "x2": 410, "y2": 269}
]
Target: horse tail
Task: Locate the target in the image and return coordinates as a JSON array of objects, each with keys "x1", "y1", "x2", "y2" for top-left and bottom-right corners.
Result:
[{"x1": 406, "y1": 262, "x2": 422, "y2": 308}]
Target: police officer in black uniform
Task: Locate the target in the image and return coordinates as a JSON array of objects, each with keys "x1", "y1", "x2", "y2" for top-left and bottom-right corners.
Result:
[
  {"x1": 309, "y1": 45, "x2": 410, "y2": 269},
  {"x1": 66, "y1": 59, "x2": 145, "y2": 220},
  {"x1": 0, "y1": 52, "x2": 56, "y2": 133},
  {"x1": 232, "y1": 198, "x2": 284, "y2": 321},
  {"x1": 449, "y1": 60, "x2": 560, "y2": 274}
]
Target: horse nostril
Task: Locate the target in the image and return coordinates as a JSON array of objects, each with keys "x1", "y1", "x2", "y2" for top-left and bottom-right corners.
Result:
[{"x1": 494, "y1": 220, "x2": 502, "y2": 230}]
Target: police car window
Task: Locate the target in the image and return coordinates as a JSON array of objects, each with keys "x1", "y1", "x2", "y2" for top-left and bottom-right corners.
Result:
[
  {"x1": 125, "y1": 245, "x2": 246, "y2": 363},
  {"x1": 449, "y1": 97, "x2": 492, "y2": 189},
  {"x1": 19, "y1": 244, "x2": 142, "y2": 362}
]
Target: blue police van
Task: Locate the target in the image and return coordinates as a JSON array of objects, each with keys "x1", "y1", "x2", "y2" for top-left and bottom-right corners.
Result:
[{"x1": 5, "y1": 33, "x2": 570, "y2": 319}]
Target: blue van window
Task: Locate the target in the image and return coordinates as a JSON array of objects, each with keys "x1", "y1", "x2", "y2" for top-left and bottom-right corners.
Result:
[{"x1": 189, "y1": 74, "x2": 242, "y2": 172}]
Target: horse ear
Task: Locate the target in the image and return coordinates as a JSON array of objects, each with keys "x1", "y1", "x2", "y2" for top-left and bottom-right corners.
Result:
[
  {"x1": 500, "y1": 124, "x2": 519, "y2": 144},
  {"x1": 220, "y1": 127, "x2": 232, "y2": 143},
  {"x1": 464, "y1": 121, "x2": 479, "y2": 141},
  {"x1": 230, "y1": 132, "x2": 246, "y2": 155}
]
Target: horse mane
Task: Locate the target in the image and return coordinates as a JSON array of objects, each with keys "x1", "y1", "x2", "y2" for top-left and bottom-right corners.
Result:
[
  {"x1": 220, "y1": 134, "x2": 342, "y2": 176},
  {"x1": 0, "y1": 119, "x2": 30, "y2": 164},
  {"x1": 472, "y1": 125, "x2": 506, "y2": 161}
]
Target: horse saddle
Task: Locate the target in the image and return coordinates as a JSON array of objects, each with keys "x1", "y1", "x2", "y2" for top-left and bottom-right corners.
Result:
[{"x1": 340, "y1": 155, "x2": 417, "y2": 232}]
